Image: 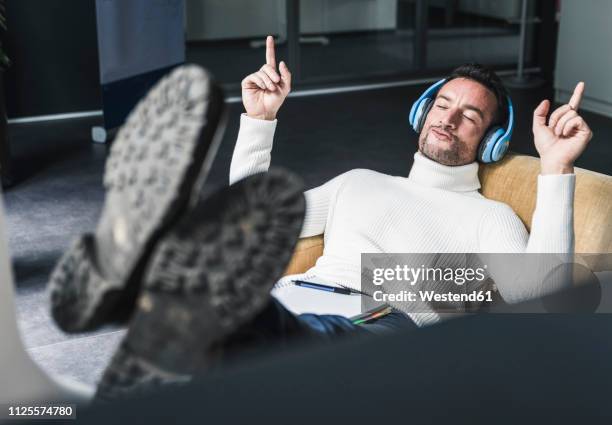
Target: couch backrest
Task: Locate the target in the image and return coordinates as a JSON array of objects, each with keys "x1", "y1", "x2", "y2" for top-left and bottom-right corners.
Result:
[{"x1": 479, "y1": 153, "x2": 612, "y2": 254}]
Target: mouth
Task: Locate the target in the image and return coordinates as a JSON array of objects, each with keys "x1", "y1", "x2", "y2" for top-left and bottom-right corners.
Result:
[{"x1": 431, "y1": 128, "x2": 452, "y2": 142}]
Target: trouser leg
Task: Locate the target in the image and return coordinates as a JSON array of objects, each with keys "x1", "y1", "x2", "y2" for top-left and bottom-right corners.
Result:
[{"x1": 220, "y1": 298, "x2": 417, "y2": 358}]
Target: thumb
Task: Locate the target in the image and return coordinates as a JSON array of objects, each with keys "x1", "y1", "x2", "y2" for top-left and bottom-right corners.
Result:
[{"x1": 532, "y1": 99, "x2": 550, "y2": 130}]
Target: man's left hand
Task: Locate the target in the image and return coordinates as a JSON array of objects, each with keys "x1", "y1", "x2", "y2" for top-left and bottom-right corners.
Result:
[{"x1": 532, "y1": 82, "x2": 593, "y2": 174}]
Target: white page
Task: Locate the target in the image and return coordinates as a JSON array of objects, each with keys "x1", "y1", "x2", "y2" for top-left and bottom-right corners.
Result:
[{"x1": 272, "y1": 274, "x2": 364, "y2": 317}]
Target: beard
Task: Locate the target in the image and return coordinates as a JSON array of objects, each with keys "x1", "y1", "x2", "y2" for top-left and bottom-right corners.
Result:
[{"x1": 418, "y1": 126, "x2": 473, "y2": 166}]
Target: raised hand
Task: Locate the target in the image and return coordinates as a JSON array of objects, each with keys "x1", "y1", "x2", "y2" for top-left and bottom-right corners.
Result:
[
  {"x1": 532, "y1": 82, "x2": 593, "y2": 174},
  {"x1": 241, "y1": 35, "x2": 292, "y2": 121}
]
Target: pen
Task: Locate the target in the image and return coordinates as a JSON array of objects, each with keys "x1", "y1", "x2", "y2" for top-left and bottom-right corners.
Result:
[
  {"x1": 292, "y1": 280, "x2": 353, "y2": 295},
  {"x1": 350, "y1": 303, "x2": 390, "y2": 322},
  {"x1": 352, "y1": 306, "x2": 393, "y2": 325}
]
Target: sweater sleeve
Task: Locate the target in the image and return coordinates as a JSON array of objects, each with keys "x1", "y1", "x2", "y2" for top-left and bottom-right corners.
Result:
[
  {"x1": 229, "y1": 114, "x2": 277, "y2": 185},
  {"x1": 300, "y1": 172, "x2": 351, "y2": 238},
  {"x1": 478, "y1": 174, "x2": 576, "y2": 303},
  {"x1": 228, "y1": 113, "x2": 349, "y2": 238}
]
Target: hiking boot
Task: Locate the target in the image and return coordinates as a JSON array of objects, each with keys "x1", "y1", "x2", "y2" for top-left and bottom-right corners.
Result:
[
  {"x1": 50, "y1": 65, "x2": 227, "y2": 332},
  {"x1": 95, "y1": 169, "x2": 305, "y2": 400}
]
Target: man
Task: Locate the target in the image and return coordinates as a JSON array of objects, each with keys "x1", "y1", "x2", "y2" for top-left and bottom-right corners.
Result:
[
  {"x1": 229, "y1": 36, "x2": 593, "y2": 327},
  {"x1": 47, "y1": 36, "x2": 593, "y2": 399}
]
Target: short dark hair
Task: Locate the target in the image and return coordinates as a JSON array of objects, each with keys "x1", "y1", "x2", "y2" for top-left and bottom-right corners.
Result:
[{"x1": 445, "y1": 63, "x2": 509, "y2": 127}]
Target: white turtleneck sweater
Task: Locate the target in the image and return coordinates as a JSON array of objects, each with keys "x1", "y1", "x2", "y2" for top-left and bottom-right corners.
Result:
[{"x1": 230, "y1": 114, "x2": 576, "y2": 325}]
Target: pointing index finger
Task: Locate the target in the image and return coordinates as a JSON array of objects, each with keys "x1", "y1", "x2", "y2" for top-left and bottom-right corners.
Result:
[
  {"x1": 266, "y1": 35, "x2": 276, "y2": 68},
  {"x1": 568, "y1": 81, "x2": 585, "y2": 110}
]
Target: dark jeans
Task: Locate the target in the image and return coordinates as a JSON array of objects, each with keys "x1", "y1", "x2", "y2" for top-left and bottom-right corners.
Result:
[
  {"x1": 298, "y1": 304, "x2": 418, "y2": 338},
  {"x1": 222, "y1": 298, "x2": 418, "y2": 357}
]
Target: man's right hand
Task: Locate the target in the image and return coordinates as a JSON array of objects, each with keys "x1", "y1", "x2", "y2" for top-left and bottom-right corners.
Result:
[{"x1": 241, "y1": 35, "x2": 292, "y2": 121}]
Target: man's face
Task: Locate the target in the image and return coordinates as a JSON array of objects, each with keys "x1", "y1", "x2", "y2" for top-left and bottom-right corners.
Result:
[{"x1": 418, "y1": 78, "x2": 498, "y2": 166}]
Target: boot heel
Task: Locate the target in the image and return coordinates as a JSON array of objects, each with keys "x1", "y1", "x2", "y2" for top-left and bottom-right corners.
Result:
[{"x1": 50, "y1": 234, "x2": 118, "y2": 332}]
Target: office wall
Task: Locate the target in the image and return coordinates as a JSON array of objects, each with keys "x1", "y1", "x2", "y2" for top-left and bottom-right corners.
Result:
[
  {"x1": 4, "y1": 0, "x2": 101, "y2": 119},
  {"x1": 555, "y1": 0, "x2": 612, "y2": 117}
]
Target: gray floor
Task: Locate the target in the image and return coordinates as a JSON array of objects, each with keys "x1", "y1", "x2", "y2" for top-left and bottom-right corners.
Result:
[{"x1": 3, "y1": 82, "x2": 611, "y2": 388}]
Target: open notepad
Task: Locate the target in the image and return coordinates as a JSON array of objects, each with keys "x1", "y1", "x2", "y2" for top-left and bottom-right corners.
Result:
[{"x1": 272, "y1": 274, "x2": 365, "y2": 318}]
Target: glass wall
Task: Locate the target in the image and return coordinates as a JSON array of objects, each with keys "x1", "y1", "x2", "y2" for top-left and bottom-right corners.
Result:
[
  {"x1": 185, "y1": 0, "x2": 541, "y2": 90},
  {"x1": 297, "y1": 0, "x2": 416, "y2": 82},
  {"x1": 185, "y1": 0, "x2": 288, "y2": 85},
  {"x1": 424, "y1": 0, "x2": 530, "y2": 70}
]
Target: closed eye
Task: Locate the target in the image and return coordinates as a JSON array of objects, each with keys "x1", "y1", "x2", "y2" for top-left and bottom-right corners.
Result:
[
  {"x1": 436, "y1": 105, "x2": 448, "y2": 110},
  {"x1": 463, "y1": 114, "x2": 476, "y2": 123}
]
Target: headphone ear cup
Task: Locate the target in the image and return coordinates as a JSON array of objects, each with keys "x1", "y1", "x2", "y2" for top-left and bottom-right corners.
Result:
[
  {"x1": 415, "y1": 98, "x2": 433, "y2": 133},
  {"x1": 478, "y1": 127, "x2": 504, "y2": 163},
  {"x1": 492, "y1": 137, "x2": 510, "y2": 162}
]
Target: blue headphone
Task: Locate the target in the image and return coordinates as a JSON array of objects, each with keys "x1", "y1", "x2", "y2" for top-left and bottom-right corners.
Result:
[{"x1": 408, "y1": 79, "x2": 514, "y2": 163}]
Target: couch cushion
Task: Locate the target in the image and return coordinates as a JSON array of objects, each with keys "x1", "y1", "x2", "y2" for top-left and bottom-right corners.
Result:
[{"x1": 284, "y1": 235, "x2": 324, "y2": 276}]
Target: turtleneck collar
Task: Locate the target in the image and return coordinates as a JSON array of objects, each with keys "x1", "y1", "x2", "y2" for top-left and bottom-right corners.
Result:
[{"x1": 407, "y1": 152, "x2": 481, "y2": 192}]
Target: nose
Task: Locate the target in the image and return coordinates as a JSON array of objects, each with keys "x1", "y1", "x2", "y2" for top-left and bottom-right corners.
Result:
[{"x1": 439, "y1": 107, "x2": 460, "y2": 130}]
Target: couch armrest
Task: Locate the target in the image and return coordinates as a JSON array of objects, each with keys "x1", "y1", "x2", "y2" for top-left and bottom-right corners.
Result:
[{"x1": 283, "y1": 235, "x2": 324, "y2": 276}]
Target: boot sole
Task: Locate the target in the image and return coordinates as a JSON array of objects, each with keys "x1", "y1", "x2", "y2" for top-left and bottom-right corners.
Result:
[
  {"x1": 50, "y1": 65, "x2": 227, "y2": 332},
  {"x1": 95, "y1": 169, "x2": 305, "y2": 400}
]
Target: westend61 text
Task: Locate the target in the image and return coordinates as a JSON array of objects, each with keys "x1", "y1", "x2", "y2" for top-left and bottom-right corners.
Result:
[{"x1": 373, "y1": 290, "x2": 494, "y2": 303}]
